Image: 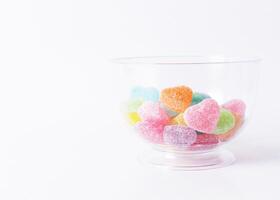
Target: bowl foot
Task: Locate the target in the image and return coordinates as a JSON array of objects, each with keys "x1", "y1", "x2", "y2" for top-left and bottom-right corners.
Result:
[{"x1": 138, "y1": 147, "x2": 235, "y2": 170}]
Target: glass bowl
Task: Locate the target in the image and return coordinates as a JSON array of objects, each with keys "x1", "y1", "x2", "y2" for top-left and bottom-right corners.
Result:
[{"x1": 115, "y1": 56, "x2": 261, "y2": 170}]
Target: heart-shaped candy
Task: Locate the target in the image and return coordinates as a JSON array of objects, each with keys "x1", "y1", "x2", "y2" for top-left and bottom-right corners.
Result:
[
  {"x1": 222, "y1": 99, "x2": 246, "y2": 117},
  {"x1": 191, "y1": 92, "x2": 210, "y2": 105},
  {"x1": 183, "y1": 99, "x2": 220, "y2": 133},
  {"x1": 160, "y1": 86, "x2": 193, "y2": 113},
  {"x1": 138, "y1": 102, "x2": 170, "y2": 124},
  {"x1": 218, "y1": 114, "x2": 244, "y2": 142},
  {"x1": 130, "y1": 86, "x2": 159, "y2": 102},
  {"x1": 135, "y1": 120, "x2": 165, "y2": 144},
  {"x1": 214, "y1": 108, "x2": 235, "y2": 134}
]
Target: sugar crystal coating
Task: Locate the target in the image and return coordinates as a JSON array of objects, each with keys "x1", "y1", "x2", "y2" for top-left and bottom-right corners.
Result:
[
  {"x1": 125, "y1": 84, "x2": 247, "y2": 147},
  {"x1": 131, "y1": 86, "x2": 159, "y2": 102},
  {"x1": 127, "y1": 112, "x2": 141, "y2": 125},
  {"x1": 163, "y1": 125, "x2": 197, "y2": 145},
  {"x1": 214, "y1": 108, "x2": 235, "y2": 134},
  {"x1": 193, "y1": 133, "x2": 219, "y2": 145},
  {"x1": 191, "y1": 92, "x2": 210, "y2": 105},
  {"x1": 218, "y1": 115, "x2": 244, "y2": 142},
  {"x1": 138, "y1": 102, "x2": 170, "y2": 124},
  {"x1": 222, "y1": 99, "x2": 246, "y2": 117},
  {"x1": 161, "y1": 103, "x2": 178, "y2": 117},
  {"x1": 184, "y1": 99, "x2": 220, "y2": 133},
  {"x1": 160, "y1": 86, "x2": 193, "y2": 113},
  {"x1": 135, "y1": 120, "x2": 165, "y2": 143},
  {"x1": 170, "y1": 113, "x2": 187, "y2": 126}
]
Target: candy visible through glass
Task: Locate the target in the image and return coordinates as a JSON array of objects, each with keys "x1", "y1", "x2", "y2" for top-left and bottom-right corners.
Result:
[{"x1": 125, "y1": 85, "x2": 246, "y2": 150}]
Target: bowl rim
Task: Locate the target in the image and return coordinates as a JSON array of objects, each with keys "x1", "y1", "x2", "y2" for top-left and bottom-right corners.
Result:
[{"x1": 112, "y1": 55, "x2": 262, "y2": 65}]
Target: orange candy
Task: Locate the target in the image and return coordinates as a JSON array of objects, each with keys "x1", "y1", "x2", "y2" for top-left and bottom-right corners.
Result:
[
  {"x1": 160, "y1": 86, "x2": 193, "y2": 113},
  {"x1": 218, "y1": 115, "x2": 244, "y2": 142}
]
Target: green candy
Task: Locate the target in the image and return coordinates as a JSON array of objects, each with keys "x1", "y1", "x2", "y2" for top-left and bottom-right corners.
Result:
[
  {"x1": 191, "y1": 92, "x2": 210, "y2": 105},
  {"x1": 126, "y1": 99, "x2": 143, "y2": 113},
  {"x1": 214, "y1": 109, "x2": 235, "y2": 134}
]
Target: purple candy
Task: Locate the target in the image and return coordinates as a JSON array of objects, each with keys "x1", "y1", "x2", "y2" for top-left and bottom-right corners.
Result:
[{"x1": 163, "y1": 125, "x2": 197, "y2": 146}]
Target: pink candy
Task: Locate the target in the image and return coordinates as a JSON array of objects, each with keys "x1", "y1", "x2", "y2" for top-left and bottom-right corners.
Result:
[
  {"x1": 184, "y1": 99, "x2": 220, "y2": 133},
  {"x1": 135, "y1": 120, "x2": 165, "y2": 143},
  {"x1": 136, "y1": 102, "x2": 170, "y2": 144},
  {"x1": 163, "y1": 125, "x2": 197, "y2": 145},
  {"x1": 193, "y1": 133, "x2": 219, "y2": 145},
  {"x1": 222, "y1": 99, "x2": 246, "y2": 117},
  {"x1": 138, "y1": 102, "x2": 170, "y2": 124}
]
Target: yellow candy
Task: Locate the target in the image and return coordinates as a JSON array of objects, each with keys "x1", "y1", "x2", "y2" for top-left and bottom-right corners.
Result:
[
  {"x1": 170, "y1": 113, "x2": 187, "y2": 126},
  {"x1": 127, "y1": 112, "x2": 141, "y2": 125}
]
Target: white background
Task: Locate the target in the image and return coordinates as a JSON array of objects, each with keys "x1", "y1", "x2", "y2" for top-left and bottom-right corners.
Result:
[{"x1": 0, "y1": 0, "x2": 279, "y2": 199}]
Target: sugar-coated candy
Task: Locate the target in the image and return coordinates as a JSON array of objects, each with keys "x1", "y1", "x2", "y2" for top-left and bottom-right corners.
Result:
[
  {"x1": 170, "y1": 113, "x2": 187, "y2": 126},
  {"x1": 160, "y1": 86, "x2": 193, "y2": 113},
  {"x1": 218, "y1": 115, "x2": 244, "y2": 142},
  {"x1": 126, "y1": 99, "x2": 143, "y2": 113},
  {"x1": 125, "y1": 84, "x2": 247, "y2": 147},
  {"x1": 193, "y1": 133, "x2": 219, "y2": 145},
  {"x1": 131, "y1": 86, "x2": 159, "y2": 102},
  {"x1": 222, "y1": 99, "x2": 246, "y2": 117},
  {"x1": 135, "y1": 120, "x2": 165, "y2": 143},
  {"x1": 138, "y1": 102, "x2": 170, "y2": 124},
  {"x1": 163, "y1": 125, "x2": 197, "y2": 145},
  {"x1": 184, "y1": 99, "x2": 220, "y2": 133},
  {"x1": 127, "y1": 112, "x2": 141, "y2": 125},
  {"x1": 161, "y1": 104, "x2": 178, "y2": 117},
  {"x1": 214, "y1": 109, "x2": 235, "y2": 134},
  {"x1": 191, "y1": 92, "x2": 210, "y2": 105}
]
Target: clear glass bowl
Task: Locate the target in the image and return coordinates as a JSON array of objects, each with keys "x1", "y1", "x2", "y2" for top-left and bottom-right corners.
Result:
[{"x1": 115, "y1": 56, "x2": 261, "y2": 170}]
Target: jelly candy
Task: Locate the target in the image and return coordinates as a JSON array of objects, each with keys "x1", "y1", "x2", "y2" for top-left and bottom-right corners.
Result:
[
  {"x1": 193, "y1": 133, "x2": 219, "y2": 145},
  {"x1": 131, "y1": 86, "x2": 159, "y2": 102},
  {"x1": 218, "y1": 115, "x2": 244, "y2": 142},
  {"x1": 191, "y1": 92, "x2": 210, "y2": 105},
  {"x1": 126, "y1": 84, "x2": 246, "y2": 146},
  {"x1": 138, "y1": 102, "x2": 170, "y2": 124},
  {"x1": 214, "y1": 109, "x2": 235, "y2": 134},
  {"x1": 160, "y1": 86, "x2": 193, "y2": 113},
  {"x1": 135, "y1": 120, "x2": 165, "y2": 143},
  {"x1": 161, "y1": 104, "x2": 178, "y2": 117},
  {"x1": 184, "y1": 99, "x2": 220, "y2": 133},
  {"x1": 163, "y1": 125, "x2": 197, "y2": 145},
  {"x1": 126, "y1": 99, "x2": 143, "y2": 113},
  {"x1": 170, "y1": 113, "x2": 187, "y2": 126},
  {"x1": 222, "y1": 99, "x2": 246, "y2": 117},
  {"x1": 127, "y1": 112, "x2": 141, "y2": 125}
]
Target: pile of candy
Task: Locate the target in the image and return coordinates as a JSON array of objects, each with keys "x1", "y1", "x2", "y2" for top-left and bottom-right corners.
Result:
[{"x1": 125, "y1": 85, "x2": 246, "y2": 150}]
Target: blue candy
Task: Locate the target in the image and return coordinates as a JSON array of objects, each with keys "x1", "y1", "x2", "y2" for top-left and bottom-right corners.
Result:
[{"x1": 130, "y1": 86, "x2": 159, "y2": 102}]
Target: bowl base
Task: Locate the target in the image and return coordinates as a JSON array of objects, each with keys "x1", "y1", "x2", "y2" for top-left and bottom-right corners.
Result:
[{"x1": 138, "y1": 147, "x2": 235, "y2": 170}]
